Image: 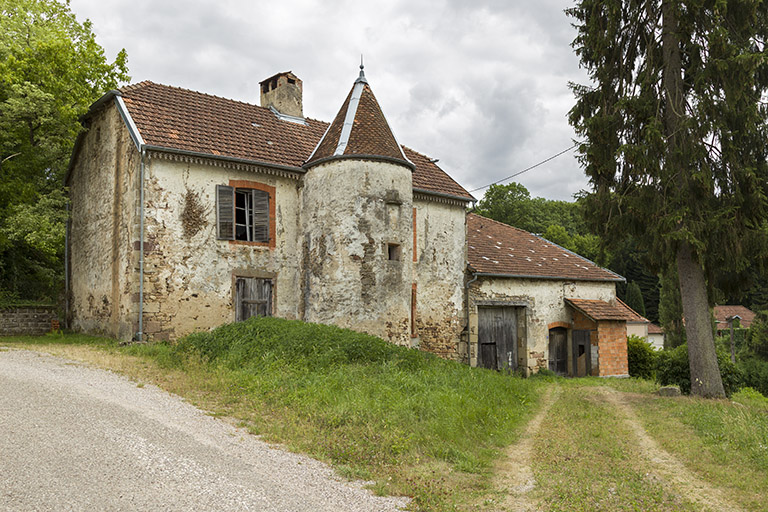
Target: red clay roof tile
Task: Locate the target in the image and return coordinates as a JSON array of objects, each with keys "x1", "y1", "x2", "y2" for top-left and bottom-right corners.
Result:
[
  {"x1": 713, "y1": 305, "x2": 756, "y2": 328},
  {"x1": 467, "y1": 213, "x2": 623, "y2": 282},
  {"x1": 118, "y1": 81, "x2": 472, "y2": 200},
  {"x1": 565, "y1": 298, "x2": 634, "y2": 321}
]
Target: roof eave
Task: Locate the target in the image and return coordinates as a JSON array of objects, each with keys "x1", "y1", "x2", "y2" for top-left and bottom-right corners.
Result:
[
  {"x1": 413, "y1": 187, "x2": 473, "y2": 203},
  {"x1": 471, "y1": 272, "x2": 625, "y2": 283},
  {"x1": 302, "y1": 153, "x2": 416, "y2": 171}
]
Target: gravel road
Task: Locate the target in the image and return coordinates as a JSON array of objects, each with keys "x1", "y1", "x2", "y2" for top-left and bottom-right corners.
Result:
[{"x1": 0, "y1": 348, "x2": 409, "y2": 511}]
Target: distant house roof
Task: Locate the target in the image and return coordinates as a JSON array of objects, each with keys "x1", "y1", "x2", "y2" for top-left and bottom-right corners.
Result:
[
  {"x1": 565, "y1": 298, "x2": 635, "y2": 322},
  {"x1": 648, "y1": 323, "x2": 664, "y2": 335},
  {"x1": 86, "y1": 80, "x2": 472, "y2": 201},
  {"x1": 616, "y1": 298, "x2": 650, "y2": 323},
  {"x1": 714, "y1": 305, "x2": 756, "y2": 328},
  {"x1": 466, "y1": 213, "x2": 624, "y2": 282}
]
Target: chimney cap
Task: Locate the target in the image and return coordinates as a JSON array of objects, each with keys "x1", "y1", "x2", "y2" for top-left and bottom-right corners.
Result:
[{"x1": 259, "y1": 71, "x2": 301, "y2": 86}]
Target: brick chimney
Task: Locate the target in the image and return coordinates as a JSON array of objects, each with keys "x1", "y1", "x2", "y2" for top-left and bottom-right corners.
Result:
[{"x1": 259, "y1": 71, "x2": 303, "y2": 118}]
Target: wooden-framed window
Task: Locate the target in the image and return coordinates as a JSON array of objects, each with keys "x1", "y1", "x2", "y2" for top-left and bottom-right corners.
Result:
[{"x1": 216, "y1": 181, "x2": 275, "y2": 247}]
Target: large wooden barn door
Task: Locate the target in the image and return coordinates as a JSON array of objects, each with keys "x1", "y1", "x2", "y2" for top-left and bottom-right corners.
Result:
[
  {"x1": 548, "y1": 327, "x2": 567, "y2": 376},
  {"x1": 235, "y1": 277, "x2": 272, "y2": 321},
  {"x1": 478, "y1": 307, "x2": 517, "y2": 371},
  {"x1": 572, "y1": 329, "x2": 591, "y2": 377}
]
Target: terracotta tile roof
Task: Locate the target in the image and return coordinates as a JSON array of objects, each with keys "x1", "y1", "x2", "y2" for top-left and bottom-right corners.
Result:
[
  {"x1": 565, "y1": 298, "x2": 634, "y2": 322},
  {"x1": 648, "y1": 323, "x2": 664, "y2": 334},
  {"x1": 714, "y1": 305, "x2": 756, "y2": 328},
  {"x1": 467, "y1": 213, "x2": 624, "y2": 282},
  {"x1": 305, "y1": 80, "x2": 410, "y2": 168},
  {"x1": 116, "y1": 81, "x2": 472, "y2": 200},
  {"x1": 616, "y1": 298, "x2": 650, "y2": 323}
]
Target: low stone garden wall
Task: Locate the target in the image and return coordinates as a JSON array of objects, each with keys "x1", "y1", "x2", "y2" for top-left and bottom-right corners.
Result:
[{"x1": 0, "y1": 306, "x2": 58, "y2": 336}]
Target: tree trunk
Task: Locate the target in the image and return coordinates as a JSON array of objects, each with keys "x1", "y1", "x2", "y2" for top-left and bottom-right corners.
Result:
[
  {"x1": 663, "y1": 0, "x2": 725, "y2": 398},
  {"x1": 676, "y1": 242, "x2": 725, "y2": 398}
]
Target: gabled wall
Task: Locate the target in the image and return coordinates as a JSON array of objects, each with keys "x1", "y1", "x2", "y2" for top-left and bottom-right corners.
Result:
[{"x1": 68, "y1": 104, "x2": 140, "y2": 339}]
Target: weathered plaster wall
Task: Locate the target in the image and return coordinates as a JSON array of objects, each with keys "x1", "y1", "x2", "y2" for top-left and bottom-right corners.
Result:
[
  {"x1": 412, "y1": 198, "x2": 466, "y2": 360},
  {"x1": 626, "y1": 322, "x2": 648, "y2": 338},
  {"x1": 139, "y1": 156, "x2": 304, "y2": 340},
  {"x1": 468, "y1": 278, "x2": 616, "y2": 374},
  {"x1": 69, "y1": 105, "x2": 139, "y2": 339},
  {"x1": 301, "y1": 159, "x2": 413, "y2": 345}
]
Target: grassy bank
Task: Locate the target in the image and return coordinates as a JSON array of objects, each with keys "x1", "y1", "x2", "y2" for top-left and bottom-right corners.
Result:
[
  {"x1": 2, "y1": 318, "x2": 544, "y2": 511},
  {"x1": 627, "y1": 387, "x2": 768, "y2": 512}
]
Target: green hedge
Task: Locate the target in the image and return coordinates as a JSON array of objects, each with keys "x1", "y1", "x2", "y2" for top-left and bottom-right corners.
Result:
[{"x1": 627, "y1": 335, "x2": 656, "y2": 380}]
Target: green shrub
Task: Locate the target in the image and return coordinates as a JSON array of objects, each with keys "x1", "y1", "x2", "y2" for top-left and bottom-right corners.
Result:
[
  {"x1": 655, "y1": 343, "x2": 743, "y2": 396},
  {"x1": 738, "y1": 357, "x2": 768, "y2": 397},
  {"x1": 627, "y1": 335, "x2": 657, "y2": 379}
]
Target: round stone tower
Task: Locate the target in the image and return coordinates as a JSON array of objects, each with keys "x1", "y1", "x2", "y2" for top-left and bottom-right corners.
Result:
[{"x1": 301, "y1": 66, "x2": 414, "y2": 345}]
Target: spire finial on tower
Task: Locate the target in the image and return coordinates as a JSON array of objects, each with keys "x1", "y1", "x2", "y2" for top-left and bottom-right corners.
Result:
[{"x1": 356, "y1": 54, "x2": 368, "y2": 84}]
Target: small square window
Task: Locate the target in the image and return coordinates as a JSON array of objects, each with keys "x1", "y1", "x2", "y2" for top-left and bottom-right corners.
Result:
[{"x1": 388, "y1": 243, "x2": 401, "y2": 261}]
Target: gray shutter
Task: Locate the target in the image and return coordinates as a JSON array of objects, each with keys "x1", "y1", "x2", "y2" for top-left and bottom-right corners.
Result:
[
  {"x1": 217, "y1": 185, "x2": 235, "y2": 240},
  {"x1": 252, "y1": 189, "x2": 270, "y2": 242}
]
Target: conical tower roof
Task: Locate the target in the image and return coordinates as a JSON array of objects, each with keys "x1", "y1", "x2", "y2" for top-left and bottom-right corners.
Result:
[{"x1": 304, "y1": 66, "x2": 414, "y2": 170}]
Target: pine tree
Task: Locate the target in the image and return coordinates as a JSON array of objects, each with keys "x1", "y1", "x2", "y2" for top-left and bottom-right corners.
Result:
[
  {"x1": 568, "y1": 0, "x2": 768, "y2": 398},
  {"x1": 625, "y1": 281, "x2": 647, "y2": 318}
]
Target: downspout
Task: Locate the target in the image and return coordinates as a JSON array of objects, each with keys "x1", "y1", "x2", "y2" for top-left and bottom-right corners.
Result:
[
  {"x1": 465, "y1": 271, "x2": 479, "y2": 365},
  {"x1": 136, "y1": 148, "x2": 146, "y2": 341}
]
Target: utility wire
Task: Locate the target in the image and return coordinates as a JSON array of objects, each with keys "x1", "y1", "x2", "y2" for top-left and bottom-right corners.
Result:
[{"x1": 469, "y1": 142, "x2": 580, "y2": 193}]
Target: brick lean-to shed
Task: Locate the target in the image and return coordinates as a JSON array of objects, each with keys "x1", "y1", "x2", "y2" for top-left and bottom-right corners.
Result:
[{"x1": 466, "y1": 214, "x2": 630, "y2": 377}]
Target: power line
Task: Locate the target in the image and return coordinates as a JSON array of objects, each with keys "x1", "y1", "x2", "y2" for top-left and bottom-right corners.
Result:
[{"x1": 468, "y1": 142, "x2": 580, "y2": 193}]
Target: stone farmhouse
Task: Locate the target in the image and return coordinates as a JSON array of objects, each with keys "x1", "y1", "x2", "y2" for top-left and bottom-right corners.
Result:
[{"x1": 66, "y1": 68, "x2": 631, "y2": 376}]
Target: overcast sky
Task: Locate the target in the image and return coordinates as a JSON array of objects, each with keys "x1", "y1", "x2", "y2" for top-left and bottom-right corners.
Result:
[{"x1": 68, "y1": 0, "x2": 589, "y2": 201}]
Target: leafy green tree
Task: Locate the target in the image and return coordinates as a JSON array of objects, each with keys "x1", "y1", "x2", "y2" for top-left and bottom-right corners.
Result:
[
  {"x1": 0, "y1": 0, "x2": 128, "y2": 300},
  {"x1": 475, "y1": 183, "x2": 534, "y2": 231},
  {"x1": 568, "y1": 0, "x2": 768, "y2": 398},
  {"x1": 625, "y1": 281, "x2": 646, "y2": 318},
  {"x1": 542, "y1": 224, "x2": 572, "y2": 248}
]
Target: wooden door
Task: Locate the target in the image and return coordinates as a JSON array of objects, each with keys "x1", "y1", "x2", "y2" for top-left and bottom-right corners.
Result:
[
  {"x1": 235, "y1": 277, "x2": 272, "y2": 321},
  {"x1": 478, "y1": 307, "x2": 517, "y2": 371},
  {"x1": 548, "y1": 328, "x2": 567, "y2": 375},
  {"x1": 572, "y1": 329, "x2": 591, "y2": 377}
]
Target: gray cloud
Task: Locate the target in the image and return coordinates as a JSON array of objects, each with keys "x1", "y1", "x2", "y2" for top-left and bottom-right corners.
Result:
[{"x1": 70, "y1": 0, "x2": 589, "y2": 201}]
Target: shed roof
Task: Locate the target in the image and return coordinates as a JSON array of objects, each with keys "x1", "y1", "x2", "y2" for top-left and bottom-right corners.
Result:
[
  {"x1": 467, "y1": 213, "x2": 624, "y2": 282},
  {"x1": 565, "y1": 298, "x2": 634, "y2": 322},
  {"x1": 106, "y1": 80, "x2": 472, "y2": 201}
]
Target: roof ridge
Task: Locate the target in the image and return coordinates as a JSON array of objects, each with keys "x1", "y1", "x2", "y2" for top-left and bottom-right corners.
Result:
[{"x1": 468, "y1": 212, "x2": 534, "y2": 236}]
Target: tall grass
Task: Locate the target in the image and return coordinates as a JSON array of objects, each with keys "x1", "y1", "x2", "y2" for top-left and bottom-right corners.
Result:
[{"x1": 134, "y1": 317, "x2": 543, "y2": 509}]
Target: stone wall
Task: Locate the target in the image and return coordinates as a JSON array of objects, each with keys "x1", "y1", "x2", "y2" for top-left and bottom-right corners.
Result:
[
  {"x1": 469, "y1": 278, "x2": 617, "y2": 375},
  {"x1": 301, "y1": 158, "x2": 413, "y2": 346},
  {"x1": 0, "y1": 307, "x2": 58, "y2": 336},
  {"x1": 412, "y1": 197, "x2": 467, "y2": 360},
  {"x1": 138, "y1": 156, "x2": 305, "y2": 341},
  {"x1": 68, "y1": 104, "x2": 140, "y2": 340}
]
